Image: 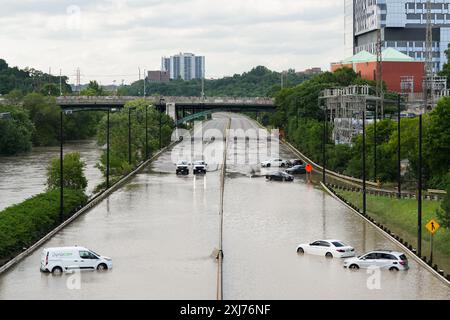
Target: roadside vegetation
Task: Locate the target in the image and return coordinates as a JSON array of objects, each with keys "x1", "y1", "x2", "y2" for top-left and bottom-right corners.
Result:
[
  {"x1": 0, "y1": 152, "x2": 88, "y2": 265},
  {"x1": 334, "y1": 189, "x2": 450, "y2": 272}
]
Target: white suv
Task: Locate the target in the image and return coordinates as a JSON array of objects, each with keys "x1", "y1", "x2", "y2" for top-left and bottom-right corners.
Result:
[
  {"x1": 193, "y1": 160, "x2": 207, "y2": 175},
  {"x1": 261, "y1": 158, "x2": 287, "y2": 168},
  {"x1": 343, "y1": 250, "x2": 409, "y2": 271}
]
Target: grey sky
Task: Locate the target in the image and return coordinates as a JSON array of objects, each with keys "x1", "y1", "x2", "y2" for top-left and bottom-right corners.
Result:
[{"x1": 0, "y1": 0, "x2": 345, "y2": 84}]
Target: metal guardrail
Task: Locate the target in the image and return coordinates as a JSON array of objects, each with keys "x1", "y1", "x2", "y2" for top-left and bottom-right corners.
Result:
[{"x1": 283, "y1": 140, "x2": 446, "y2": 200}]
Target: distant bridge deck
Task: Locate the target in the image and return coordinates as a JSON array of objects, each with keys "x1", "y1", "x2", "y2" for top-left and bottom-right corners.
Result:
[{"x1": 56, "y1": 96, "x2": 276, "y2": 111}]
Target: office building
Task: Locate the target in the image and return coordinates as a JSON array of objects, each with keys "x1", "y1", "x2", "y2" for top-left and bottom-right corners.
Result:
[
  {"x1": 161, "y1": 53, "x2": 205, "y2": 81},
  {"x1": 345, "y1": 0, "x2": 450, "y2": 71}
]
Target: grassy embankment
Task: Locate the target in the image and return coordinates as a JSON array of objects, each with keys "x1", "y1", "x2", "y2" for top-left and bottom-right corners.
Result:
[{"x1": 334, "y1": 189, "x2": 450, "y2": 273}]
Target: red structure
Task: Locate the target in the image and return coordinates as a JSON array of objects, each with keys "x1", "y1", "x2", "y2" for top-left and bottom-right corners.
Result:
[{"x1": 331, "y1": 49, "x2": 424, "y2": 93}]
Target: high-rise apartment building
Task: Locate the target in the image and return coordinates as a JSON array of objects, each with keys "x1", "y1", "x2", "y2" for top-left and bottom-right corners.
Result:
[
  {"x1": 161, "y1": 53, "x2": 205, "y2": 81},
  {"x1": 345, "y1": 0, "x2": 450, "y2": 71}
]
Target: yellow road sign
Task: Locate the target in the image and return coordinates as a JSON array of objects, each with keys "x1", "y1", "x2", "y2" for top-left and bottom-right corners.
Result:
[{"x1": 425, "y1": 219, "x2": 440, "y2": 235}]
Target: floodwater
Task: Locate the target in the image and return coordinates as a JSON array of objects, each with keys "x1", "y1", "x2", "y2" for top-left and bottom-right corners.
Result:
[
  {"x1": 0, "y1": 140, "x2": 103, "y2": 211},
  {"x1": 0, "y1": 114, "x2": 448, "y2": 300}
]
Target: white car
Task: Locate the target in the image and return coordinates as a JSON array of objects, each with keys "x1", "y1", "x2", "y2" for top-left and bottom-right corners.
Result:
[
  {"x1": 193, "y1": 160, "x2": 208, "y2": 175},
  {"x1": 296, "y1": 239, "x2": 356, "y2": 258},
  {"x1": 176, "y1": 160, "x2": 190, "y2": 175},
  {"x1": 40, "y1": 246, "x2": 113, "y2": 274},
  {"x1": 261, "y1": 158, "x2": 287, "y2": 168},
  {"x1": 343, "y1": 250, "x2": 409, "y2": 271}
]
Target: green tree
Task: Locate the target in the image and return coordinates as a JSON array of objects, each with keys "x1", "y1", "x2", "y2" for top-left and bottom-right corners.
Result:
[
  {"x1": 0, "y1": 105, "x2": 35, "y2": 155},
  {"x1": 80, "y1": 81, "x2": 105, "y2": 96},
  {"x1": 22, "y1": 93, "x2": 60, "y2": 146},
  {"x1": 47, "y1": 152, "x2": 88, "y2": 192}
]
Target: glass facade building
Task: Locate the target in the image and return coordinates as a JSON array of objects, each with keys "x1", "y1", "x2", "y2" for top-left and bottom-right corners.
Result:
[
  {"x1": 161, "y1": 53, "x2": 205, "y2": 80},
  {"x1": 345, "y1": 0, "x2": 450, "y2": 71}
]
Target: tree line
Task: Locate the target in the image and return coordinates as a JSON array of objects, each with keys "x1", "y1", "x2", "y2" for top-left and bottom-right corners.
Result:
[{"x1": 117, "y1": 66, "x2": 312, "y2": 97}]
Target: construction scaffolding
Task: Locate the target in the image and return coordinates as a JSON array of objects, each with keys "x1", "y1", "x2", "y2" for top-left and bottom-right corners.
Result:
[{"x1": 320, "y1": 85, "x2": 381, "y2": 145}]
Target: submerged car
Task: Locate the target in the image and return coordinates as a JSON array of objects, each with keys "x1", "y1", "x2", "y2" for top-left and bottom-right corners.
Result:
[
  {"x1": 286, "y1": 159, "x2": 303, "y2": 168},
  {"x1": 40, "y1": 246, "x2": 113, "y2": 274},
  {"x1": 343, "y1": 250, "x2": 409, "y2": 271},
  {"x1": 286, "y1": 165, "x2": 307, "y2": 175},
  {"x1": 266, "y1": 171, "x2": 294, "y2": 182},
  {"x1": 193, "y1": 160, "x2": 208, "y2": 175},
  {"x1": 261, "y1": 158, "x2": 288, "y2": 168},
  {"x1": 176, "y1": 160, "x2": 190, "y2": 175},
  {"x1": 296, "y1": 240, "x2": 356, "y2": 258}
]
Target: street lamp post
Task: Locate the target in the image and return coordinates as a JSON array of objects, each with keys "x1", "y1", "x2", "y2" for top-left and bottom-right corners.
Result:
[
  {"x1": 106, "y1": 109, "x2": 110, "y2": 189},
  {"x1": 322, "y1": 103, "x2": 327, "y2": 184},
  {"x1": 374, "y1": 103, "x2": 378, "y2": 181},
  {"x1": 397, "y1": 95, "x2": 402, "y2": 199},
  {"x1": 418, "y1": 113, "x2": 423, "y2": 257},
  {"x1": 60, "y1": 110, "x2": 64, "y2": 223},
  {"x1": 362, "y1": 110, "x2": 367, "y2": 216},
  {"x1": 145, "y1": 105, "x2": 149, "y2": 160}
]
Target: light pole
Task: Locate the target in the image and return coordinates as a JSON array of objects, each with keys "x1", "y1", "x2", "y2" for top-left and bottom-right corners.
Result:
[
  {"x1": 60, "y1": 109, "x2": 65, "y2": 223},
  {"x1": 362, "y1": 110, "x2": 367, "y2": 216},
  {"x1": 143, "y1": 69, "x2": 146, "y2": 98},
  {"x1": 106, "y1": 109, "x2": 110, "y2": 189},
  {"x1": 145, "y1": 105, "x2": 149, "y2": 160},
  {"x1": 397, "y1": 95, "x2": 402, "y2": 198},
  {"x1": 322, "y1": 103, "x2": 327, "y2": 184},
  {"x1": 418, "y1": 113, "x2": 423, "y2": 257},
  {"x1": 374, "y1": 103, "x2": 378, "y2": 181}
]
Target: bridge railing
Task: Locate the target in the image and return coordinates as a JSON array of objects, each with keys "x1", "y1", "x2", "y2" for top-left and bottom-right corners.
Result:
[{"x1": 56, "y1": 96, "x2": 275, "y2": 106}]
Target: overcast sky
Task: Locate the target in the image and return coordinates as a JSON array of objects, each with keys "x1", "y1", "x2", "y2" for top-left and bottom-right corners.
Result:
[{"x1": 0, "y1": 0, "x2": 345, "y2": 85}]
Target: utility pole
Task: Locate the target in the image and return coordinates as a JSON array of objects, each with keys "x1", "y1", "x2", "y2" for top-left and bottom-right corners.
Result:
[
  {"x1": 322, "y1": 103, "x2": 327, "y2": 184},
  {"x1": 59, "y1": 69, "x2": 63, "y2": 96},
  {"x1": 374, "y1": 8, "x2": 383, "y2": 180},
  {"x1": 418, "y1": 114, "x2": 423, "y2": 257},
  {"x1": 106, "y1": 109, "x2": 110, "y2": 189},
  {"x1": 60, "y1": 110, "x2": 64, "y2": 223},
  {"x1": 397, "y1": 95, "x2": 402, "y2": 199},
  {"x1": 424, "y1": 0, "x2": 433, "y2": 111},
  {"x1": 143, "y1": 69, "x2": 146, "y2": 98},
  {"x1": 362, "y1": 111, "x2": 367, "y2": 216}
]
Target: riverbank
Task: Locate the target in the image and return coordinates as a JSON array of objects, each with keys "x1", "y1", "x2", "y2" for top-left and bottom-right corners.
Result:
[{"x1": 0, "y1": 139, "x2": 102, "y2": 211}]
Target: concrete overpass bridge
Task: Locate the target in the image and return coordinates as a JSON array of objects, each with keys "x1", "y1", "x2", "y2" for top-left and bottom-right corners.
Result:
[{"x1": 56, "y1": 96, "x2": 276, "y2": 123}]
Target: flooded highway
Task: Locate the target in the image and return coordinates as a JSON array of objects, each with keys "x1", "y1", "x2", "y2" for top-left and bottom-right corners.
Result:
[
  {"x1": 0, "y1": 140, "x2": 103, "y2": 211},
  {"x1": 0, "y1": 113, "x2": 449, "y2": 299}
]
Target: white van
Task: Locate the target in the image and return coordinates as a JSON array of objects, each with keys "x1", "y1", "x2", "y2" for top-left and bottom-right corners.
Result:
[{"x1": 40, "y1": 246, "x2": 113, "y2": 274}]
